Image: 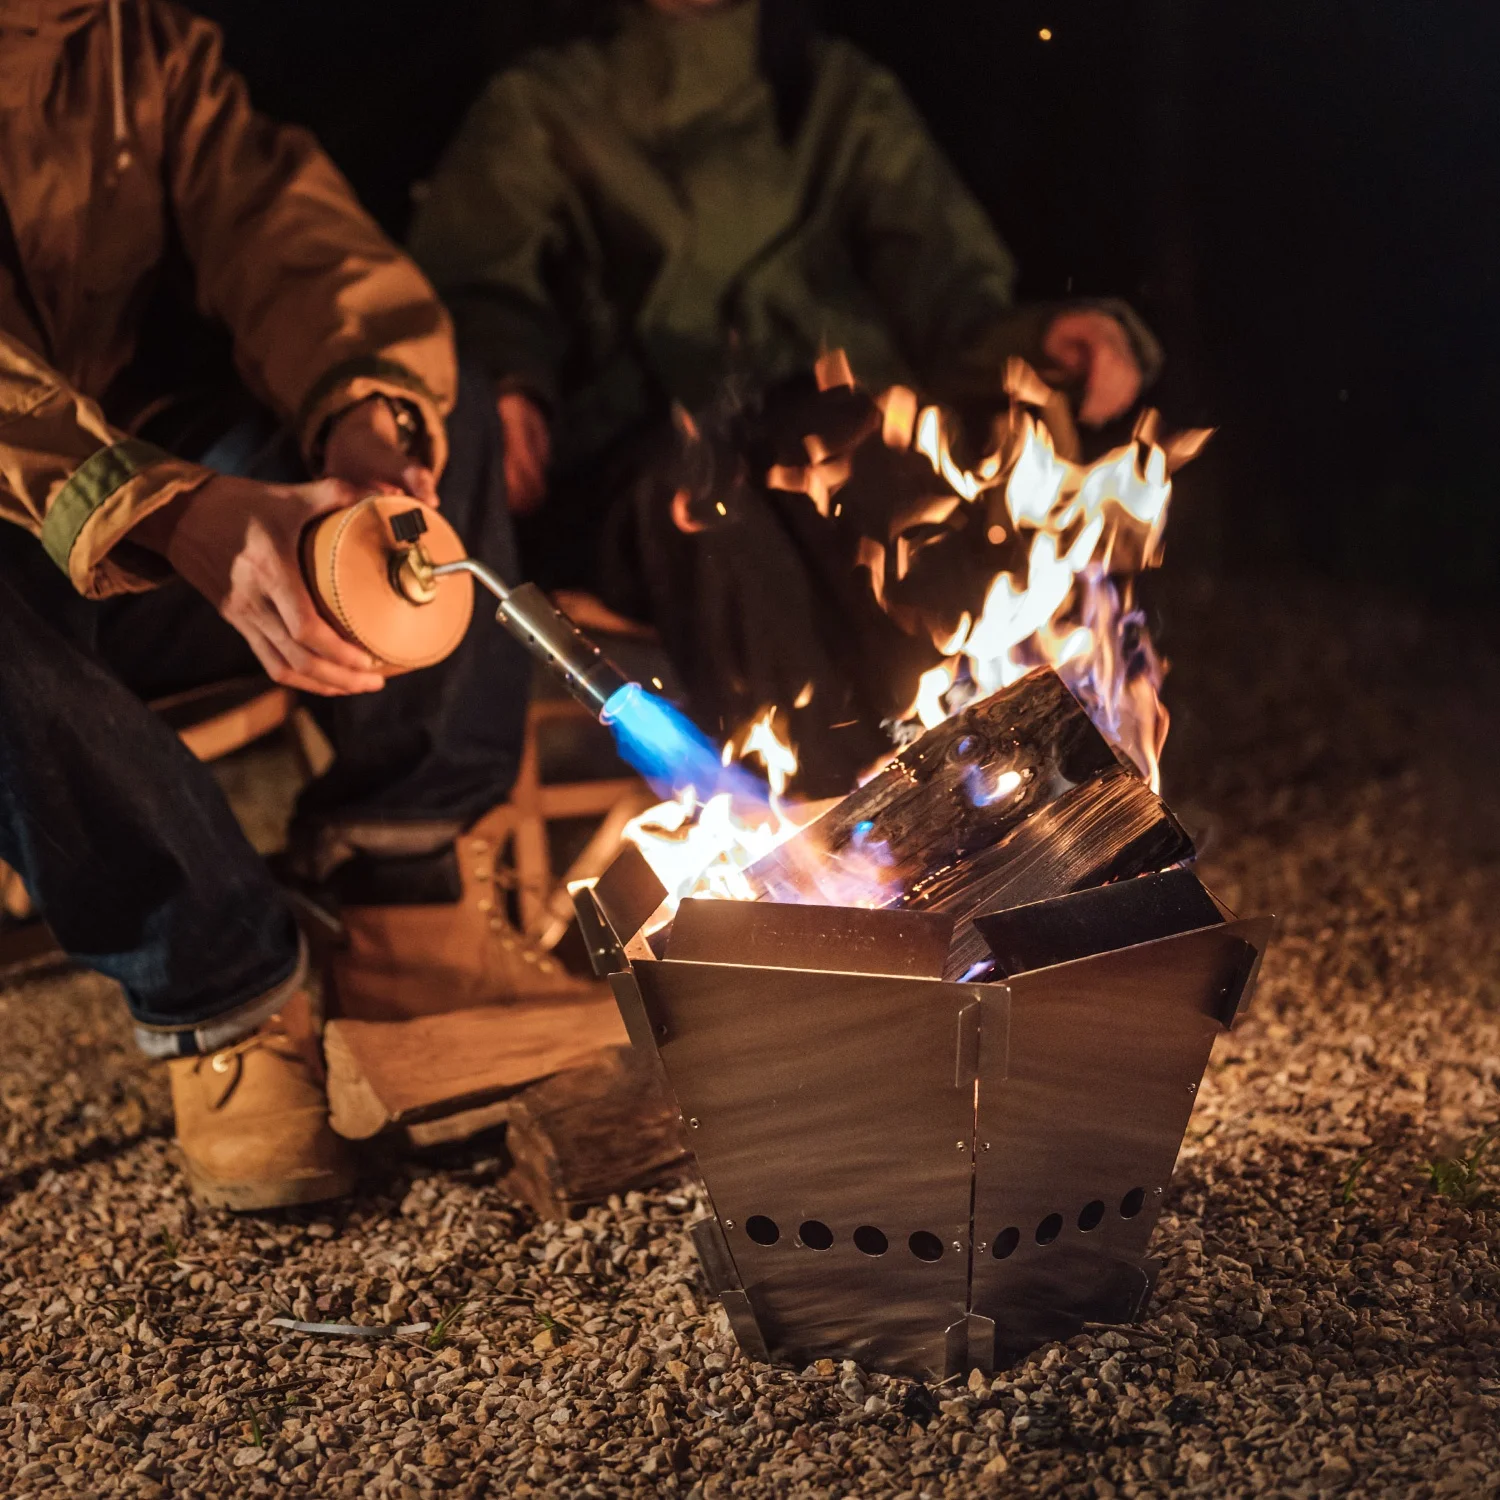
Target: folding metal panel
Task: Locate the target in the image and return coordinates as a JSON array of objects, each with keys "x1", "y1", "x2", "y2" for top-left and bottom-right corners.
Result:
[
  {"x1": 970, "y1": 919, "x2": 1269, "y2": 1361},
  {"x1": 632, "y1": 957, "x2": 985, "y2": 1379},
  {"x1": 668, "y1": 897, "x2": 954, "y2": 979}
]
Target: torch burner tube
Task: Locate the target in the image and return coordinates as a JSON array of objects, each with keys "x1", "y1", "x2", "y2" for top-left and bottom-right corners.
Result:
[{"x1": 430, "y1": 558, "x2": 630, "y2": 716}]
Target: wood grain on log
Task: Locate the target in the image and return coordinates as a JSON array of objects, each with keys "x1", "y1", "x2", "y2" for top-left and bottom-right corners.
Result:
[
  {"x1": 324, "y1": 993, "x2": 628, "y2": 1139},
  {"x1": 501, "y1": 1045, "x2": 688, "y2": 1221},
  {"x1": 902, "y1": 766, "x2": 1196, "y2": 979},
  {"x1": 744, "y1": 669, "x2": 1123, "y2": 908}
]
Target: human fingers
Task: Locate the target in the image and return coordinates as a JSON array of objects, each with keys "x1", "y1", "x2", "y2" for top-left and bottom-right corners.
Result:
[
  {"x1": 1078, "y1": 342, "x2": 1142, "y2": 426},
  {"x1": 236, "y1": 614, "x2": 357, "y2": 697},
  {"x1": 523, "y1": 405, "x2": 552, "y2": 465},
  {"x1": 263, "y1": 575, "x2": 389, "y2": 691},
  {"x1": 261, "y1": 609, "x2": 387, "y2": 694},
  {"x1": 401, "y1": 463, "x2": 440, "y2": 506},
  {"x1": 505, "y1": 450, "x2": 545, "y2": 512}
]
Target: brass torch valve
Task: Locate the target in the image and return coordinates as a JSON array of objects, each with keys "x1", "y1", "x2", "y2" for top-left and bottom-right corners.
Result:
[{"x1": 389, "y1": 507, "x2": 439, "y2": 604}]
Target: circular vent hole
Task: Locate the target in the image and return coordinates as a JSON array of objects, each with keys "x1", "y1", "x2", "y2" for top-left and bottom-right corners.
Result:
[
  {"x1": 853, "y1": 1225, "x2": 888, "y2": 1257},
  {"x1": 1035, "y1": 1213, "x2": 1063, "y2": 1245},
  {"x1": 745, "y1": 1215, "x2": 780, "y2": 1246},
  {"x1": 992, "y1": 1227, "x2": 1021, "y2": 1260},
  {"x1": 1078, "y1": 1199, "x2": 1106, "y2": 1232},
  {"x1": 908, "y1": 1231, "x2": 945, "y2": 1262},
  {"x1": 1120, "y1": 1187, "x2": 1146, "y2": 1219},
  {"x1": 798, "y1": 1219, "x2": 834, "y2": 1251}
]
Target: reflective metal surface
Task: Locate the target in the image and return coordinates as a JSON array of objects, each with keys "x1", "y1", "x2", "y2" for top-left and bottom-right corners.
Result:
[
  {"x1": 972, "y1": 868, "x2": 1227, "y2": 977},
  {"x1": 971, "y1": 919, "x2": 1267, "y2": 1364},
  {"x1": 667, "y1": 897, "x2": 953, "y2": 979},
  {"x1": 594, "y1": 858, "x2": 1273, "y2": 1377},
  {"x1": 634, "y1": 957, "x2": 982, "y2": 1379},
  {"x1": 590, "y1": 845, "x2": 667, "y2": 957}
]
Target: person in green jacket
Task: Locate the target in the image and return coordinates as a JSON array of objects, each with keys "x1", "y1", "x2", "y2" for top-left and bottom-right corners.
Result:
[{"x1": 410, "y1": 0, "x2": 1160, "y2": 787}]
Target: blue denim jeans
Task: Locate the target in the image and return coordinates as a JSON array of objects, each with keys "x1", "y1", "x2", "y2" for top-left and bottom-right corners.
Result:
[{"x1": 0, "y1": 365, "x2": 529, "y2": 1054}]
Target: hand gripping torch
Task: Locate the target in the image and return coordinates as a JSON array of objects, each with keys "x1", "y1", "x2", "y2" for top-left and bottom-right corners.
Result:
[{"x1": 301, "y1": 495, "x2": 727, "y2": 792}]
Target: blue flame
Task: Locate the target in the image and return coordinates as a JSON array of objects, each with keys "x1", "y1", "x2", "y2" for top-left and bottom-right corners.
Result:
[{"x1": 601, "y1": 682, "x2": 757, "y2": 801}]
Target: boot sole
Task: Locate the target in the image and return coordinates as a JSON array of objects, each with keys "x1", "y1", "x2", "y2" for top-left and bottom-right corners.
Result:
[{"x1": 179, "y1": 1150, "x2": 356, "y2": 1213}]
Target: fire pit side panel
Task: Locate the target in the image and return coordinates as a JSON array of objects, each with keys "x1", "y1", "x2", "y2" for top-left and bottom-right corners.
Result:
[
  {"x1": 971, "y1": 922, "x2": 1268, "y2": 1363},
  {"x1": 631, "y1": 959, "x2": 987, "y2": 1381}
]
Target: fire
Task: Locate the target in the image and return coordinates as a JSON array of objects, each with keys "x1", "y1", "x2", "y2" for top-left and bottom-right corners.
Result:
[
  {"x1": 621, "y1": 708, "x2": 813, "y2": 910},
  {"x1": 623, "y1": 362, "x2": 1199, "y2": 907},
  {"x1": 893, "y1": 400, "x2": 1174, "y2": 790}
]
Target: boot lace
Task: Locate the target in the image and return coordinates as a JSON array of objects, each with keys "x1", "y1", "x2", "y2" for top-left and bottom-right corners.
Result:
[{"x1": 197, "y1": 1012, "x2": 315, "y2": 1108}]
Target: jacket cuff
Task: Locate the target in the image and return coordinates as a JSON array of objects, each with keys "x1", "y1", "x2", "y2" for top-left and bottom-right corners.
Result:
[
  {"x1": 41, "y1": 439, "x2": 213, "y2": 599},
  {"x1": 297, "y1": 356, "x2": 449, "y2": 479}
]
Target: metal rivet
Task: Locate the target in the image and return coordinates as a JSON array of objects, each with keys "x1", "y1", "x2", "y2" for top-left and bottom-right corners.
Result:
[
  {"x1": 952, "y1": 1241, "x2": 962, "y2": 1252},
  {"x1": 977, "y1": 1242, "x2": 988, "y2": 1252},
  {"x1": 982, "y1": 1141, "x2": 992, "y2": 1150},
  {"x1": 211, "y1": 1054, "x2": 232, "y2": 1073},
  {"x1": 688, "y1": 1118, "x2": 700, "y2": 1130},
  {"x1": 1153, "y1": 1187, "x2": 1163, "y2": 1195},
  {"x1": 1187, "y1": 1083, "x2": 1197, "y2": 1094},
  {"x1": 723, "y1": 1220, "x2": 735, "y2": 1230},
  {"x1": 656, "y1": 1023, "x2": 668, "y2": 1036},
  {"x1": 956, "y1": 1141, "x2": 966, "y2": 1150}
]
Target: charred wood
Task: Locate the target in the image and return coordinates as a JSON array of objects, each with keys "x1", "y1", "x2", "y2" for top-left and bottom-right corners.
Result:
[
  {"x1": 743, "y1": 669, "x2": 1126, "y2": 906},
  {"x1": 902, "y1": 766, "x2": 1196, "y2": 980}
]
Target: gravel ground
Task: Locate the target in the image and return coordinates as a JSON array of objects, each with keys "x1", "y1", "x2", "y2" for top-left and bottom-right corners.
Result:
[{"x1": 3, "y1": 572, "x2": 1499, "y2": 1498}]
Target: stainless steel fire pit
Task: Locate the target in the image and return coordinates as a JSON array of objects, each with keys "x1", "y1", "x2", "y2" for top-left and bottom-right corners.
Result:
[{"x1": 575, "y1": 855, "x2": 1271, "y2": 1380}]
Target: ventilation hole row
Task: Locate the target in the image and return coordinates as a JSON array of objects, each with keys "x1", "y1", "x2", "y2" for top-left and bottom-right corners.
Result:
[
  {"x1": 990, "y1": 1187, "x2": 1148, "y2": 1260},
  {"x1": 743, "y1": 1216, "x2": 946, "y2": 1262},
  {"x1": 740, "y1": 1187, "x2": 1148, "y2": 1263}
]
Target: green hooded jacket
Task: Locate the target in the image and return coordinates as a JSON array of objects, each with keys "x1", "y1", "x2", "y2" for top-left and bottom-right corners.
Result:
[{"x1": 409, "y1": 1, "x2": 1157, "y2": 482}]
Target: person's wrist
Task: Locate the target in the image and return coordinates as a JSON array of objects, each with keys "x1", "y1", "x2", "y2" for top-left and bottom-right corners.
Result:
[{"x1": 126, "y1": 480, "x2": 214, "y2": 556}]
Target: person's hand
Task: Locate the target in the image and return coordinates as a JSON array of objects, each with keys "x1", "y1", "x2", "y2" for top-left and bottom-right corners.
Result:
[
  {"x1": 130, "y1": 476, "x2": 387, "y2": 696},
  {"x1": 1041, "y1": 309, "x2": 1143, "y2": 427},
  {"x1": 498, "y1": 390, "x2": 551, "y2": 514},
  {"x1": 323, "y1": 396, "x2": 438, "y2": 504}
]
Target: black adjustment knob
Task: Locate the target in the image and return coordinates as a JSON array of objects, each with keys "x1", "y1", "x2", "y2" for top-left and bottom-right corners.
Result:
[{"x1": 390, "y1": 508, "x2": 429, "y2": 544}]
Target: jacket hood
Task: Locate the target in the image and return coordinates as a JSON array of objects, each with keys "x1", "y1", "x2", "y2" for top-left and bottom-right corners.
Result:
[{"x1": 0, "y1": 0, "x2": 131, "y2": 167}]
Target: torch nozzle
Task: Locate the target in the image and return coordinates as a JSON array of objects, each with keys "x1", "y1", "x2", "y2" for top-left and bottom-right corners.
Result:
[
  {"x1": 428, "y1": 557, "x2": 736, "y2": 798},
  {"x1": 431, "y1": 558, "x2": 627, "y2": 717}
]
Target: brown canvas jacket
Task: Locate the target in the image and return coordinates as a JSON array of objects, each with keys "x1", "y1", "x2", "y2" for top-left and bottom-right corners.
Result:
[{"x1": 0, "y1": 0, "x2": 457, "y2": 596}]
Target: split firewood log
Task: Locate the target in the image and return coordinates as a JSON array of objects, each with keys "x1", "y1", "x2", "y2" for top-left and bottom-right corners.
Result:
[{"x1": 743, "y1": 668, "x2": 1128, "y2": 908}]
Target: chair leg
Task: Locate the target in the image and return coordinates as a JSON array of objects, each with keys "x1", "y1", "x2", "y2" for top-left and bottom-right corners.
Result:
[{"x1": 510, "y1": 703, "x2": 555, "y2": 933}]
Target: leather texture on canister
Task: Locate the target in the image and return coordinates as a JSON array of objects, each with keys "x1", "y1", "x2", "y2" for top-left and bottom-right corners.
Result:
[{"x1": 303, "y1": 496, "x2": 474, "y2": 673}]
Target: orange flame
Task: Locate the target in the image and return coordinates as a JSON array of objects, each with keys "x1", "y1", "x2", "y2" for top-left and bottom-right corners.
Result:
[
  {"x1": 621, "y1": 708, "x2": 814, "y2": 911},
  {"x1": 624, "y1": 369, "x2": 1197, "y2": 906},
  {"x1": 894, "y1": 403, "x2": 1174, "y2": 790}
]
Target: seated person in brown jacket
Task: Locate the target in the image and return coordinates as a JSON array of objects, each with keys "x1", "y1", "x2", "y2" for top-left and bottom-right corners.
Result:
[{"x1": 0, "y1": 0, "x2": 568, "y2": 1211}]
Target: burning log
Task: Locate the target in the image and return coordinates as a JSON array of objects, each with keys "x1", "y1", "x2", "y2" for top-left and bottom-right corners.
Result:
[
  {"x1": 911, "y1": 767, "x2": 1194, "y2": 980},
  {"x1": 742, "y1": 668, "x2": 1166, "y2": 911}
]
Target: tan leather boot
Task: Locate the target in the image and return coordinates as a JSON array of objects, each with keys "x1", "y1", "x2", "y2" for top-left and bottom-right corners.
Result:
[
  {"x1": 169, "y1": 992, "x2": 355, "y2": 1210},
  {"x1": 325, "y1": 805, "x2": 589, "y2": 1022}
]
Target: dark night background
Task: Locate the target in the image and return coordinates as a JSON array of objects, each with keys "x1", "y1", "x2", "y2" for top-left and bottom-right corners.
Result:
[{"x1": 196, "y1": 0, "x2": 1500, "y2": 602}]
